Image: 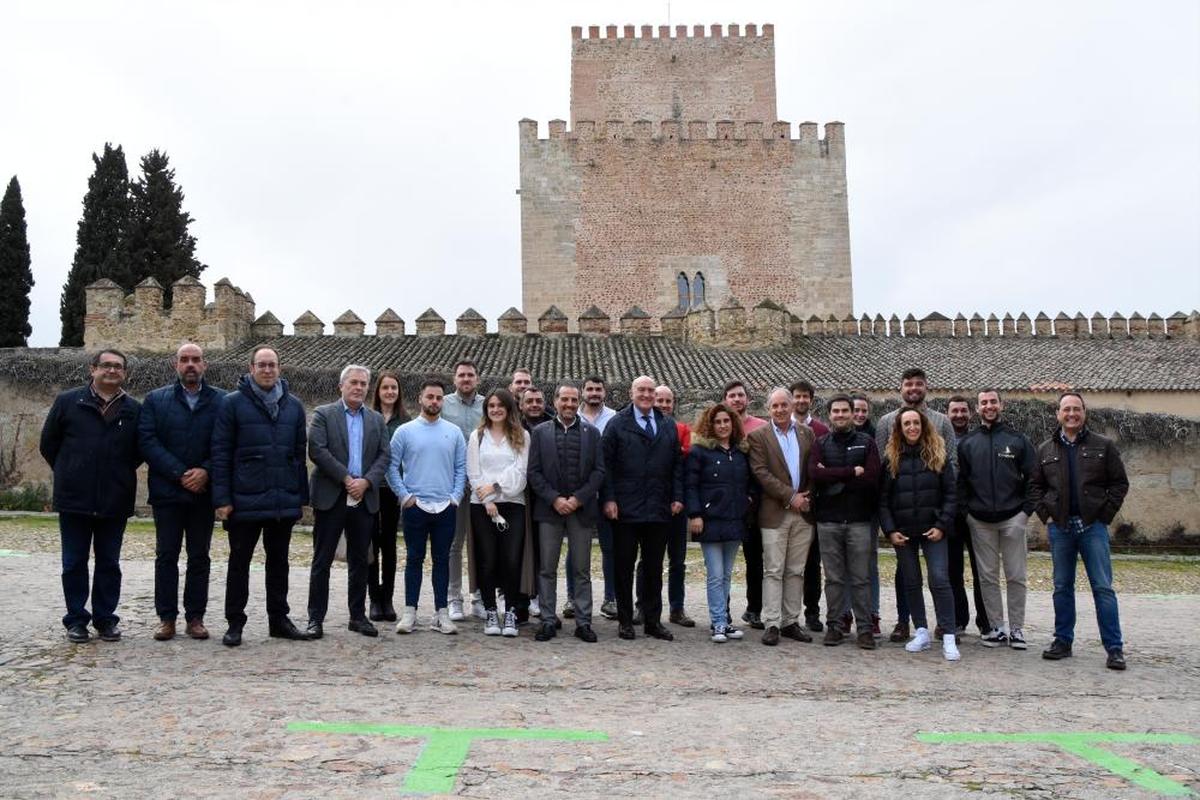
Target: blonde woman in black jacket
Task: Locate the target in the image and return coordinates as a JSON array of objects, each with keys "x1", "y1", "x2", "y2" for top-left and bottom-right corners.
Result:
[{"x1": 879, "y1": 409, "x2": 959, "y2": 661}]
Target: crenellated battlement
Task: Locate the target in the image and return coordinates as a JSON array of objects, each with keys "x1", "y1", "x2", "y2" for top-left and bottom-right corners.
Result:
[
  {"x1": 519, "y1": 119, "x2": 845, "y2": 157},
  {"x1": 570, "y1": 22, "x2": 773, "y2": 41}
]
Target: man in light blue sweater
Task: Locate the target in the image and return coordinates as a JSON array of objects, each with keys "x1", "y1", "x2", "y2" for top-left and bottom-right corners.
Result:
[{"x1": 387, "y1": 378, "x2": 467, "y2": 635}]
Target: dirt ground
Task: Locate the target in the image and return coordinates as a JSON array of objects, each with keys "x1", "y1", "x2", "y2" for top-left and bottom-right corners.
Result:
[{"x1": 0, "y1": 517, "x2": 1197, "y2": 799}]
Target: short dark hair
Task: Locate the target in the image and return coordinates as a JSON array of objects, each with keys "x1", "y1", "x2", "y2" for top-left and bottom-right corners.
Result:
[
  {"x1": 554, "y1": 383, "x2": 580, "y2": 399},
  {"x1": 453, "y1": 359, "x2": 477, "y2": 374},
  {"x1": 849, "y1": 393, "x2": 870, "y2": 407},
  {"x1": 522, "y1": 385, "x2": 544, "y2": 398},
  {"x1": 976, "y1": 388, "x2": 1002, "y2": 403},
  {"x1": 583, "y1": 375, "x2": 606, "y2": 386},
  {"x1": 249, "y1": 345, "x2": 277, "y2": 366},
  {"x1": 947, "y1": 394, "x2": 972, "y2": 408},
  {"x1": 827, "y1": 393, "x2": 853, "y2": 411},
  {"x1": 1058, "y1": 391, "x2": 1086, "y2": 409},
  {"x1": 91, "y1": 348, "x2": 128, "y2": 369},
  {"x1": 512, "y1": 367, "x2": 531, "y2": 377},
  {"x1": 722, "y1": 380, "x2": 747, "y2": 397},
  {"x1": 901, "y1": 367, "x2": 927, "y2": 382},
  {"x1": 789, "y1": 380, "x2": 815, "y2": 397},
  {"x1": 419, "y1": 377, "x2": 446, "y2": 395}
]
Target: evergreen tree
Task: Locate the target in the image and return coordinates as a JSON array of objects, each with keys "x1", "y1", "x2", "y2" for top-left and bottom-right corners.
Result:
[
  {"x1": 127, "y1": 149, "x2": 205, "y2": 306},
  {"x1": 0, "y1": 177, "x2": 34, "y2": 347},
  {"x1": 59, "y1": 144, "x2": 131, "y2": 346}
]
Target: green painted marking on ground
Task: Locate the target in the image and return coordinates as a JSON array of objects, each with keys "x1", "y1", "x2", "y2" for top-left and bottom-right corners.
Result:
[
  {"x1": 288, "y1": 721, "x2": 608, "y2": 794},
  {"x1": 0, "y1": 549, "x2": 29, "y2": 557},
  {"x1": 918, "y1": 732, "x2": 1200, "y2": 796}
]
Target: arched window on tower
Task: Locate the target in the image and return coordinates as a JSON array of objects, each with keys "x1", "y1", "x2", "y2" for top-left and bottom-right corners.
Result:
[
  {"x1": 676, "y1": 272, "x2": 690, "y2": 310},
  {"x1": 691, "y1": 272, "x2": 706, "y2": 308}
]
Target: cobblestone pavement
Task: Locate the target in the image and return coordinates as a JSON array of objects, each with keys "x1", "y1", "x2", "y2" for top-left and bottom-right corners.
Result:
[{"x1": 1, "y1": 530, "x2": 1197, "y2": 799}]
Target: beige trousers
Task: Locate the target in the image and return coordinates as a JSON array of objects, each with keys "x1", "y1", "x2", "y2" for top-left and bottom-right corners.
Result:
[{"x1": 760, "y1": 510, "x2": 815, "y2": 628}]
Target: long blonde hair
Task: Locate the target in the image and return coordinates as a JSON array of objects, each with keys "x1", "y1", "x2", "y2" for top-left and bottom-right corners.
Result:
[{"x1": 885, "y1": 408, "x2": 946, "y2": 477}]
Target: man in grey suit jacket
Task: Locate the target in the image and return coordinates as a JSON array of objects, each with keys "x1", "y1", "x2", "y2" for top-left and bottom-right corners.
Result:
[
  {"x1": 305, "y1": 365, "x2": 391, "y2": 638},
  {"x1": 527, "y1": 384, "x2": 605, "y2": 643}
]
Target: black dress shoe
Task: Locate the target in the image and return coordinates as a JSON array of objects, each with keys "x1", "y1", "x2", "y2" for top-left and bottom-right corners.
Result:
[
  {"x1": 269, "y1": 617, "x2": 311, "y2": 640},
  {"x1": 742, "y1": 610, "x2": 765, "y2": 630},
  {"x1": 645, "y1": 623, "x2": 674, "y2": 641},
  {"x1": 574, "y1": 625, "x2": 597, "y2": 643},
  {"x1": 222, "y1": 625, "x2": 243, "y2": 647},
  {"x1": 95, "y1": 623, "x2": 122, "y2": 642},
  {"x1": 618, "y1": 623, "x2": 636, "y2": 640},
  {"x1": 1106, "y1": 649, "x2": 1127, "y2": 671},
  {"x1": 381, "y1": 602, "x2": 398, "y2": 622},
  {"x1": 762, "y1": 626, "x2": 780, "y2": 646},
  {"x1": 535, "y1": 621, "x2": 557, "y2": 641},
  {"x1": 805, "y1": 616, "x2": 824, "y2": 633},
  {"x1": 780, "y1": 623, "x2": 813, "y2": 643},
  {"x1": 368, "y1": 602, "x2": 385, "y2": 622},
  {"x1": 1042, "y1": 639, "x2": 1073, "y2": 660},
  {"x1": 348, "y1": 618, "x2": 379, "y2": 637},
  {"x1": 66, "y1": 624, "x2": 91, "y2": 643},
  {"x1": 306, "y1": 620, "x2": 324, "y2": 640}
]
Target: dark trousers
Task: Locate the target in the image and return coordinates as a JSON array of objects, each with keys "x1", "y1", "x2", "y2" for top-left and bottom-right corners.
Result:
[
  {"x1": 152, "y1": 500, "x2": 214, "y2": 622},
  {"x1": 402, "y1": 504, "x2": 457, "y2": 609},
  {"x1": 471, "y1": 502, "x2": 525, "y2": 611},
  {"x1": 369, "y1": 487, "x2": 400, "y2": 607},
  {"x1": 894, "y1": 535, "x2": 954, "y2": 632},
  {"x1": 949, "y1": 514, "x2": 990, "y2": 633},
  {"x1": 225, "y1": 519, "x2": 295, "y2": 627},
  {"x1": 636, "y1": 514, "x2": 686, "y2": 612},
  {"x1": 804, "y1": 527, "x2": 822, "y2": 621},
  {"x1": 743, "y1": 523, "x2": 763, "y2": 614},
  {"x1": 59, "y1": 512, "x2": 126, "y2": 629},
  {"x1": 614, "y1": 521, "x2": 668, "y2": 627},
  {"x1": 307, "y1": 497, "x2": 374, "y2": 623}
]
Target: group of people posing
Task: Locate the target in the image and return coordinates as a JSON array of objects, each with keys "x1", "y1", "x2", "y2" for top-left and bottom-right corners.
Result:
[{"x1": 39, "y1": 344, "x2": 1131, "y2": 670}]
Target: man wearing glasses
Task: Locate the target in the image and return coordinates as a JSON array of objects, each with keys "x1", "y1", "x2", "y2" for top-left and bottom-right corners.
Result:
[{"x1": 40, "y1": 349, "x2": 143, "y2": 643}]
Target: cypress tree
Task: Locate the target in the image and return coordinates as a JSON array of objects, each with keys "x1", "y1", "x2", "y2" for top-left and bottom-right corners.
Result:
[
  {"x1": 59, "y1": 144, "x2": 131, "y2": 346},
  {"x1": 127, "y1": 149, "x2": 205, "y2": 306},
  {"x1": 0, "y1": 177, "x2": 34, "y2": 347}
]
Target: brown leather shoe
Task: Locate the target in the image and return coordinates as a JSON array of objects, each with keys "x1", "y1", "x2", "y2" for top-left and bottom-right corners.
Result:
[
  {"x1": 779, "y1": 622, "x2": 813, "y2": 643},
  {"x1": 185, "y1": 619, "x2": 210, "y2": 640},
  {"x1": 154, "y1": 620, "x2": 176, "y2": 641}
]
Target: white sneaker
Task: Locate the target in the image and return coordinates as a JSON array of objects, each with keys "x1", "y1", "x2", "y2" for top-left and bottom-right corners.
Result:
[
  {"x1": 905, "y1": 627, "x2": 932, "y2": 652},
  {"x1": 725, "y1": 626, "x2": 745, "y2": 640},
  {"x1": 1009, "y1": 628, "x2": 1028, "y2": 650},
  {"x1": 471, "y1": 599, "x2": 487, "y2": 620},
  {"x1": 395, "y1": 607, "x2": 417, "y2": 634},
  {"x1": 711, "y1": 626, "x2": 728, "y2": 643},
  {"x1": 529, "y1": 596, "x2": 541, "y2": 618},
  {"x1": 943, "y1": 634, "x2": 961, "y2": 661},
  {"x1": 502, "y1": 610, "x2": 518, "y2": 638},
  {"x1": 448, "y1": 598, "x2": 465, "y2": 622},
  {"x1": 483, "y1": 609, "x2": 501, "y2": 636},
  {"x1": 431, "y1": 608, "x2": 458, "y2": 635}
]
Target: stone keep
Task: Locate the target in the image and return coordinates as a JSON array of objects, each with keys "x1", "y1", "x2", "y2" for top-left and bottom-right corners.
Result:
[{"x1": 519, "y1": 23, "x2": 854, "y2": 330}]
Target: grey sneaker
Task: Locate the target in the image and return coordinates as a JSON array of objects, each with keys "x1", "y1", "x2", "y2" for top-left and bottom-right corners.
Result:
[
  {"x1": 430, "y1": 608, "x2": 458, "y2": 635},
  {"x1": 980, "y1": 628, "x2": 1008, "y2": 648},
  {"x1": 483, "y1": 609, "x2": 501, "y2": 636},
  {"x1": 395, "y1": 607, "x2": 417, "y2": 634},
  {"x1": 502, "y1": 610, "x2": 518, "y2": 638},
  {"x1": 600, "y1": 600, "x2": 618, "y2": 620},
  {"x1": 448, "y1": 598, "x2": 465, "y2": 622},
  {"x1": 1008, "y1": 628, "x2": 1027, "y2": 650}
]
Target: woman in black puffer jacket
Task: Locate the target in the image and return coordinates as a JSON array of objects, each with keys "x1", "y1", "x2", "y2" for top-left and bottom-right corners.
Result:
[
  {"x1": 879, "y1": 408, "x2": 959, "y2": 661},
  {"x1": 686, "y1": 403, "x2": 752, "y2": 643}
]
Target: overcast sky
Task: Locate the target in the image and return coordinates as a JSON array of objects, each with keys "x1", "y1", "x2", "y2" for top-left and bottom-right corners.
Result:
[{"x1": 4, "y1": 0, "x2": 1198, "y2": 346}]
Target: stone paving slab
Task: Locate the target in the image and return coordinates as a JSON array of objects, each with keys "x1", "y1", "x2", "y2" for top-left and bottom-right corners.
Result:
[{"x1": 1, "y1": 547, "x2": 1197, "y2": 799}]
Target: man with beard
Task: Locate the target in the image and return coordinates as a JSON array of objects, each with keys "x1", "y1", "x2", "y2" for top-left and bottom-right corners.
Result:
[
  {"x1": 791, "y1": 380, "x2": 828, "y2": 633},
  {"x1": 441, "y1": 359, "x2": 484, "y2": 621},
  {"x1": 946, "y1": 395, "x2": 991, "y2": 636},
  {"x1": 577, "y1": 376, "x2": 618, "y2": 621},
  {"x1": 724, "y1": 380, "x2": 767, "y2": 629},
  {"x1": 138, "y1": 343, "x2": 224, "y2": 641}
]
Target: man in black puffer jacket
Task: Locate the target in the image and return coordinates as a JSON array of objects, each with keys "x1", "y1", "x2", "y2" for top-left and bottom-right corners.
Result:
[
  {"x1": 211, "y1": 346, "x2": 311, "y2": 647},
  {"x1": 956, "y1": 389, "x2": 1036, "y2": 650}
]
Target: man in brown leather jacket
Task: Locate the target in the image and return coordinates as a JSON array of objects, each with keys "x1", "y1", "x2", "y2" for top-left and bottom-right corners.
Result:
[{"x1": 1030, "y1": 391, "x2": 1130, "y2": 670}]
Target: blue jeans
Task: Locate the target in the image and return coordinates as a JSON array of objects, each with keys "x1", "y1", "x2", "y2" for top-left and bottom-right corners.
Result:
[
  {"x1": 1049, "y1": 518, "x2": 1123, "y2": 652},
  {"x1": 403, "y1": 505, "x2": 457, "y2": 610},
  {"x1": 701, "y1": 541, "x2": 742, "y2": 631},
  {"x1": 59, "y1": 512, "x2": 126, "y2": 629},
  {"x1": 893, "y1": 534, "x2": 954, "y2": 632}
]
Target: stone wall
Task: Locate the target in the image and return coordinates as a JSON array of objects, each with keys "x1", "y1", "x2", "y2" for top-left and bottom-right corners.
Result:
[{"x1": 569, "y1": 23, "x2": 777, "y2": 125}]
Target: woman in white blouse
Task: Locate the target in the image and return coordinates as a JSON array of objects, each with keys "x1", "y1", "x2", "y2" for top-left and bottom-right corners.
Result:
[{"x1": 467, "y1": 388, "x2": 530, "y2": 637}]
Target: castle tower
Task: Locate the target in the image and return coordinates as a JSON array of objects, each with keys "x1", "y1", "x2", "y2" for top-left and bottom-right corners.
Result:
[{"x1": 519, "y1": 23, "x2": 853, "y2": 330}]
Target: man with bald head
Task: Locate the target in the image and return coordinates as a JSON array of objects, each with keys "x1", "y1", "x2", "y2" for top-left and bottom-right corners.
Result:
[
  {"x1": 138, "y1": 343, "x2": 225, "y2": 641},
  {"x1": 601, "y1": 376, "x2": 685, "y2": 640}
]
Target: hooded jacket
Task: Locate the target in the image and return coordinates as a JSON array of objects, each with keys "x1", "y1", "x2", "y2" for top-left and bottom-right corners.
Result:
[{"x1": 685, "y1": 435, "x2": 751, "y2": 543}]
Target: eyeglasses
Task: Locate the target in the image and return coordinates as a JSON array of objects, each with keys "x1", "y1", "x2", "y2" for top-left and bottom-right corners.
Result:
[
  {"x1": 96, "y1": 362, "x2": 125, "y2": 371},
  {"x1": 253, "y1": 362, "x2": 279, "y2": 370}
]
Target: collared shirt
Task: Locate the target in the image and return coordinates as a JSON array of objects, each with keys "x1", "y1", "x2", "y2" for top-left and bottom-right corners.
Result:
[
  {"x1": 88, "y1": 382, "x2": 127, "y2": 421},
  {"x1": 183, "y1": 386, "x2": 201, "y2": 410},
  {"x1": 342, "y1": 399, "x2": 364, "y2": 478},
  {"x1": 442, "y1": 392, "x2": 484, "y2": 439},
  {"x1": 637, "y1": 407, "x2": 657, "y2": 437},
  {"x1": 772, "y1": 420, "x2": 803, "y2": 493},
  {"x1": 581, "y1": 404, "x2": 616, "y2": 434}
]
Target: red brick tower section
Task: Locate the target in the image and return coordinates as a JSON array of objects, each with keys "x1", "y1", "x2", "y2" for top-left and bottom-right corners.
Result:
[{"x1": 519, "y1": 24, "x2": 853, "y2": 330}]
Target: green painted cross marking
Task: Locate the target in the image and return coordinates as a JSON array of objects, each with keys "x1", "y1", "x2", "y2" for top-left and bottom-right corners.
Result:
[
  {"x1": 917, "y1": 732, "x2": 1200, "y2": 796},
  {"x1": 288, "y1": 721, "x2": 609, "y2": 794},
  {"x1": 0, "y1": 549, "x2": 29, "y2": 557}
]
